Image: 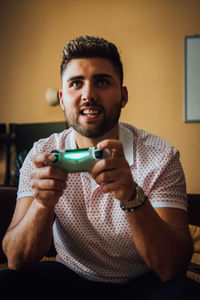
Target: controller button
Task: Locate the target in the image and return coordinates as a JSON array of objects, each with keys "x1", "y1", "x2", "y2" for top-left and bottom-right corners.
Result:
[
  {"x1": 50, "y1": 150, "x2": 59, "y2": 162},
  {"x1": 52, "y1": 154, "x2": 59, "y2": 163},
  {"x1": 94, "y1": 150, "x2": 103, "y2": 159}
]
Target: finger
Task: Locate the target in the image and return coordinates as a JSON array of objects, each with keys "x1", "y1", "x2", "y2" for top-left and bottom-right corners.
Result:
[
  {"x1": 97, "y1": 139, "x2": 124, "y2": 158},
  {"x1": 31, "y1": 165, "x2": 68, "y2": 181},
  {"x1": 91, "y1": 158, "x2": 113, "y2": 178},
  {"x1": 94, "y1": 168, "x2": 119, "y2": 186},
  {"x1": 100, "y1": 180, "x2": 119, "y2": 194},
  {"x1": 91, "y1": 156, "x2": 127, "y2": 179},
  {"x1": 100, "y1": 180, "x2": 134, "y2": 202},
  {"x1": 31, "y1": 178, "x2": 67, "y2": 191},
  {"x1": 33, "y1": 152, "x2": 55, "y2": 168}
]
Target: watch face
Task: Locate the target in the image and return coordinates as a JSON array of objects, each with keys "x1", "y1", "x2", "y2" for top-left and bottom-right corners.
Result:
[
  {"x1": 121, "y1": 186, "x2": 145, "y2": 209},
  {"x1": 120, "y1": 196, "x2": 147, "y2": 212}
]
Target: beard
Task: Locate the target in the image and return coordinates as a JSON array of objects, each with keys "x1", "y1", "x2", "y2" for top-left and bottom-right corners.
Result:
[{"x1": 64, "y1": 101, "x2": 122, "y2": 139}]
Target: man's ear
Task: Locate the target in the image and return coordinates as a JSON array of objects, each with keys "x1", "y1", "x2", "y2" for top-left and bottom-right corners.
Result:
[
  {"x1": 59, "y1": 90, "x2": 65, "y2": 111},
  {"x1": 121, "y1": 86, "x2": 128, "y2": 108}
]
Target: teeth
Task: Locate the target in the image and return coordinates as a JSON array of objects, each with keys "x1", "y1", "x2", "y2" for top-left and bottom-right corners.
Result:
[{"x1": 82, "y1": 109, "x2": 99, "y2": 115}]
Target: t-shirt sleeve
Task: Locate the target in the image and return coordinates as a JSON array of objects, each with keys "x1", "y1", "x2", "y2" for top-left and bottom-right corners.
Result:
[
  {"x1": 148, "y1": 151, "x2": 187, "y2": 211},
  {"x1": 16, "y1": 129, "x2": 70, "y2": 200},
  {"x1": 17, "y1": 143, "x2": 37, "y2": 200}
]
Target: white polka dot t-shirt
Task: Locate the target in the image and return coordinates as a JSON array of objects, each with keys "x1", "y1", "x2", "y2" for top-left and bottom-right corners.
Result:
[{"x1": 17, "y1": 122, "x2": 187, "y2": 283}]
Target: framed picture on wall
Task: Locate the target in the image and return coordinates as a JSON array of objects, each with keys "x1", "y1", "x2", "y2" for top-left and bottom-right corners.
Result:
[{"x1": 184, "y1": 35, "x2": 200, "y2": 122}]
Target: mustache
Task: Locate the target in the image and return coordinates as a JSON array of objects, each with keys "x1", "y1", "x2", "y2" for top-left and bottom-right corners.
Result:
[{"x1": 80, "y1": 99, "x2": 104, "y2": 109}]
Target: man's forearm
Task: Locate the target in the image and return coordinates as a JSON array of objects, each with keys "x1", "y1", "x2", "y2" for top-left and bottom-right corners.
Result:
[
  {"x1": 3, "y1": 199, "x2": 55, "y2": 270},
  {"x1": 126, "y1": 199, "x2": 193, "y2": 282}
]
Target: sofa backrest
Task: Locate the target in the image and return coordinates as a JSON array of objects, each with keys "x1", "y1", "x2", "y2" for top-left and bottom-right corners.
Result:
[{"x1": 0, "y1": 187, "x2": 17, "y2": 263}]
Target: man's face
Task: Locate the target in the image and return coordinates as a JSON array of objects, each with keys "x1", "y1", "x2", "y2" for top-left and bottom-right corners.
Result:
[{"x1": 60, "y1": 57, "x2": 128, "y2": 138}]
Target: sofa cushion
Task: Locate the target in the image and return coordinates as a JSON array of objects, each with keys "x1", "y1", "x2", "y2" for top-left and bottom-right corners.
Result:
[{"x1": 187, "y1": 225, "x2": 200, "y2": 282}]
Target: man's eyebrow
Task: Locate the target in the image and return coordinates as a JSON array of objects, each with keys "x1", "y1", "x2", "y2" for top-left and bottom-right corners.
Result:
[
  {"x1": 67, "y1": 75, "x2": 84, "y2": 82},
  {"x1": 93, "y1": 73, "x2": 112, "y2": 79},
  {"x1": 66, "y1": 73, "x2": 113, "y2": 83}
]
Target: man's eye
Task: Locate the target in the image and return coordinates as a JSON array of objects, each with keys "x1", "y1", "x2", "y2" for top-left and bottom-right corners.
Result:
[
  {"x1": 70, "y1": 81, "x2": 82, "y2": 88},
  {"x1": 96, "y1": 79, "x2": 110, "y2": 87}
]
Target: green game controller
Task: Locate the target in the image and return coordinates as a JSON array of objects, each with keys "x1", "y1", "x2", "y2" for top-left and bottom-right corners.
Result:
[{"x1": 49, "y1": 147, "x2": 110, "y2": 173}]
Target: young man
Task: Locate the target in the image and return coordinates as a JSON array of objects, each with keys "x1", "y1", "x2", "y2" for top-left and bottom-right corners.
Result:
[{"x1": 1, "y1": 36, "x2": 199, "y2": 298}]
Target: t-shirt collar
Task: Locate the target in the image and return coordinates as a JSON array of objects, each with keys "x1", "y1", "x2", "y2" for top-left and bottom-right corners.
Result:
[{"x1": 65, "y1": 123, "x2": 133, "y2": 166}]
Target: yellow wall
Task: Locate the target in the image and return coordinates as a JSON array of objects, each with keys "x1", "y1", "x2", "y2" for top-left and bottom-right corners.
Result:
[{"x1": 0, "y1": 0, "x2": 200, "y2": 192}]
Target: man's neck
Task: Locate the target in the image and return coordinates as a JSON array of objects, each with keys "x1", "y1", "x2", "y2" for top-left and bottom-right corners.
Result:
[{"x1": 74, "y1": 123, "x2": 120, "y2": 148}]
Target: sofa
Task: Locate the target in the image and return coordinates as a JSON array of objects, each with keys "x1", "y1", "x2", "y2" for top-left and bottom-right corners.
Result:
[
  {"x1": 0, "y1": 186, "x2": 200, "y2": 282},
  {"x1": 0, "y1": 186, "x2": 56, "y2": 266}
]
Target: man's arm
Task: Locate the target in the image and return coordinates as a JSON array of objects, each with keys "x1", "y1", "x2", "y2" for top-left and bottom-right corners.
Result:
[
  {"x1": 126, "y1": 201, "x2": 193, "y2": 282},
  {"x1": 3, "y1": 197, "x2": 55, "y2": 270},
  {"x1": 2, "y1": 153, "x2": 68, "y2": 270},
  {"x1": 91, "y1": 139, "x2": 193, "y2": 282}
]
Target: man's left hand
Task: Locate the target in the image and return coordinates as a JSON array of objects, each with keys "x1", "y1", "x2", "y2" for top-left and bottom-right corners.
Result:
[{"x1": 90, "y1": 139, "x2": 136, "y2": 202}]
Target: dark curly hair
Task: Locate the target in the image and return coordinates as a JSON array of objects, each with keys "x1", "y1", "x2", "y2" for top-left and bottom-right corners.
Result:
[{"x1": 60, "y1": 36, "x2": 123, "y2": 85}]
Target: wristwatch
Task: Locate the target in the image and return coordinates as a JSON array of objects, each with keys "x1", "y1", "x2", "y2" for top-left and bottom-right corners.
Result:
[{"x1": 120, "y1": 185, "x2": 147, "y2": 212}]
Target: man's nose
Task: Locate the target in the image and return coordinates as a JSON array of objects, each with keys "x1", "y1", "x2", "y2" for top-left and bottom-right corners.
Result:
[{"x1": 81, "y1": 82, "x2": 97, "y2": 101}]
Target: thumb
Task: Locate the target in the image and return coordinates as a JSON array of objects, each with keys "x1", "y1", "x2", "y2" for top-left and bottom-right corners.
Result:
[
  {"x1": 97, "y1": 139, "x2": 125, "y2": 159},
  {"x1": 33, "y1": 152, "x2": 54, "y2": 168}
]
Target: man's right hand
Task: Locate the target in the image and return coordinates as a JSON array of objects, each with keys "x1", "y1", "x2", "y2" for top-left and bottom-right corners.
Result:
[{"x1": 30, "y1": 152, "x2": 68, "y2": 208}]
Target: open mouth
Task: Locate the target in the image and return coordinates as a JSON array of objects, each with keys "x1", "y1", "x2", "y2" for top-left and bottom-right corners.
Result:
[{"x1": 80, "y1": 107, "x2": 102, "y2": 116}]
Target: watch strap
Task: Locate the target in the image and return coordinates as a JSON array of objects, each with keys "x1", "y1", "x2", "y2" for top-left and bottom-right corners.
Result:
[
  {"x1": 120, "y1": 196, "x2": 147, "y2": 212},
  {"x1": 120, "y1": 185, "x2": 147, "y2": 212}
]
